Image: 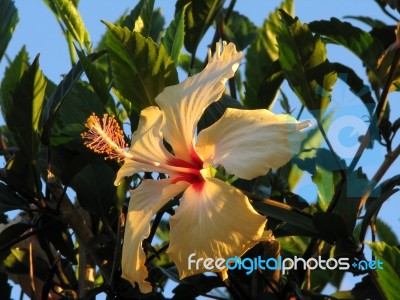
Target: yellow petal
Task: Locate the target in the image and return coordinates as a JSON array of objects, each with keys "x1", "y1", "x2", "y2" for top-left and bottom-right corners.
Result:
[
  {"x1": 156, "y1": 42, "x2": 243, "y2": 164},
  {"x1": 122, "y1": 179, "x2": 189, "y2": 293},
  {"x1": 196, "y1": 108, "x2": 311, "y2": 180},
  {"x1": 167, "y1": 177, "x2": 267, "y2": 279},
  {"x1": 115, "y1": 106, "x2": 175, "y2": 185}
]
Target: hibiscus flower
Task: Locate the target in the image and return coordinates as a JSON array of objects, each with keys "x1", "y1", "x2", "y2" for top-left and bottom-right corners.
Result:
[{"x1": 82, "y1": 42, "x2": 310, "y2": 293}]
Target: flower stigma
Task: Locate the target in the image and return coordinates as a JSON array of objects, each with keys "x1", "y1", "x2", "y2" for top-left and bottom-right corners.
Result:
[{"x1": 81, "y1": 113, "x2": 204, "y2": 178}]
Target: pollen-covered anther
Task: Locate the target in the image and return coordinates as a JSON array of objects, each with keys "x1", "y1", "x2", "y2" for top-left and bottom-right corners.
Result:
[{"x1": 81, "y1": 113, "x2": 128, "y2": 162}]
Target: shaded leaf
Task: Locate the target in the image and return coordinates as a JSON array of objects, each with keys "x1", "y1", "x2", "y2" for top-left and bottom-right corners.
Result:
[
  {"x1": 197, "y1": 94, "x2": 242, "y2": 131},
  {"x1": 277, "y1": 11, "x2": 337, "y2": 119},
  {"x1": 70, "y1": 160, "x2": 116, "y2": 219},
  {"x1": 162, "y1": 6, "x2": 186, "y2": 66},
  {"x1": 5, "y1": 55, "x2": 47, "y2": 158},
  {"x1": 172, "y1": 274, "x2": 223, "y2": 299},
  {"x1": 0, "y1": 46, "x2": 29, "y2": 125},
  {"x1": 367, "y1": 242, "x2": 400, "y2": 300},
  {"x1": 313, "y1": 212, "x2": 349, "y2": 242},
  {"x1": 0, "y1": 272, "x2": 11, "y2": 300},
  {"x1": 380, "y1": 0, "x2": 400, "y2": 11},
  {"x1": 360, "y1": 189, "x2": 399, "y2": 243},
  {"x1": 224, "y1": 10, "x2": 257, "y2": 51},
  {"x1": 375, "y1": 218, "x2": 399, "y2": 245},
  {"x1": 257, "y1": 60, "x2": 285, "y2": 110},
  {"x1": 75, "y1": 49, "x2": 116, "y2": 115},
  {"x1": 352, "y1": 274, "x2": 384, "y2": 300},
  {"x1": 0, "y1": 222, "x2": 31, "y2": 261},
  {"x1": 0, "y1": 0, "x2": 18, "y2": 62},
  {"x1": 176, "y1": 0, "x2": 225, "y2": 54},
  {"x1": 251, "y1": 197, "x2": 319, "y2": 237},
  {"x1": 288, "y1": 111, "x2": 335, "y2": 189},
  {"x1": 41, "y1": 51, "x2": 106, "y2": 145},
  {"x1": 244, "y1": 0, "x2": 293, "y2": 108},
  {"x1": 334, "y1": 62, "x2": 376, "y2": 115},
  {"x1": 0, "y1": 183, "x2": 27, "y2": 214},
  {"x1": 344, "y1": 16, "x2": 387, "y2": 29},
  {"x1": 104, "y1": 22, "x2": 178, "y2": 112},
  {"x1": 308, "y1": 18, "x2": 383, "y2": 73}
]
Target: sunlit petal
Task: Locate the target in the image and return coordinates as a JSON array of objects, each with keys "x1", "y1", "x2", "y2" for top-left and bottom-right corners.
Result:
[
  {"x1": 115, "y1": 106, "x2": 175, "y2": 185},
  {"x1": 196, "y1": 108, "x2": 311, "y2": 180},
  {"x1": 121, "y1": 179, "x2": 189, "y2": 293},
  {"x1": 156, "y1": 42, "x2": 243, "y2": 164},
  {"x1": 167, "y1": 177, "x2": 267, "y2": 279}
]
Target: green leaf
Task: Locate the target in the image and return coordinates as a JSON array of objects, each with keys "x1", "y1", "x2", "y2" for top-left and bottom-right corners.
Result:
[
  {"x1": 104, "y1": 22, "x2": 178, "y2": 112},
  {"x1": 277, "y1": 11, "x2": 337, "y2": 119},
  {"x1": 0, "y1": 183, "x2": 27, "y2": 214},
  {"x1": 148, "y1": 8, "x2": 165, "y2": 43},
  {"x1": 287, "y1": 111, "x2": 334, "y2": 189},
  {"x1": 5, "y1": 55, "x2": 47, "y2": 159},
  {"x1": 252, "y1": 197, "x2": 319, "y2": 237},
  {"x1": 75, "y1": 49, "x2": 116, "y2": 115},
  {"x1": 313, "y1": 212, "x2": 349, "y2": 242},
  {"x1": 0, "y1": 0, "x2": 18, "y2": 62},
  {"x1": 122, "y1": 0, "x2": 154, "y2": 37},
  {"x1": 375, "y1": 218, "x2": 399, "y2": 245},
  {"x1": 311, "y1": 269, "x2": 344, "y2": 293},
  {"x1": 0, "y1": 46, "x2": 29, "y2": 121},
  {"x1": 334, "y1": 62, "x2": 376, "y2": 115},
  {"x1": 367, "y1": 242, "x2": 400, "y2": 300},
  {"x1": 0, "y1": 222, "x2": 31, "y2": 261},
  {"x1": 360, "y1": 189, "x2": 399, "y2": 243},
  {"x1": 39, "y1": 216, "x2": 78, "y2": 265},
  {"x1": 197, "y1": 94, "x2": 242, "y2": 132},
  {"x1": 344, "y1": 16, "x2": 387, "y2": 29},
  {"x1": 176, "y1": 0, "x2": 225, "y2": 54},
  {"x1": 52, "y1": 0, "x2": 91, "y2": 51},
  {"x1": 0, "y1": 272, "x2": 12, "y2": 300},
  {"x1": 244, "y1": 0, "x2": 293, "y2": 108},
  {"x1": 256, "y1": 60, "x2": 285, "y2": 110},
  {"x1": 278, "y1": 236, "x2": 308, "y2": 256},
  {"x1": 224, "y1": 11, "x2": 257, "y2": 51},
  {"x1": 50, "y1": 80, "x2": 106, "y2": 148},
  {"x1": 308, "y1": 18, "x2": 383, "y2": 73},
  {"x1": 41, "y1": 51, "x2": 106, "y2": 145},
  {"x1": 70, "y1": 160, "x2": 116, "y2": 219},
  {"x1": 162, "y1": 6, "x2": 186, "y2": 66}
]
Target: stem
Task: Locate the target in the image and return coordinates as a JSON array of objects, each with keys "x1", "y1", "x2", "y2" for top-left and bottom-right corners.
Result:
[
  {"x1": 358, "y1": 143, "x2": 400, "y2": 210},
  {"x1": 296, "y1": 105, "x2": 305, "y2": 120},
  {"x1": 107, "y1": 211, "x2": 124, "y2": 299},
  {"x1": 47, "y1": 179, "x2": 112, "y2": 283},
  {"x1": 317, "y1": 120, "x2": 346, "y2": 178},
  {"x1": 349, "y1": 48, "x2": 400, "y2": 172}
]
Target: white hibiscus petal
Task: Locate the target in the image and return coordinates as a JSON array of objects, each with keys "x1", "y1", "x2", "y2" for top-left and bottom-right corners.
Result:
[
  {"x1": 156, "y1": 42, "x2": 243, "y2": 164},
  {"x1": 121, "y1": 179, "x2": 189, "y2": 293},
  {"x1": 167, "y1": 177, "x2": 267, "y2": 279},
  {"x1": 196, "y1": 108, "x2": 311, "y2": 180},
  {"x1": 115, "y1": 106, "x2": 176, "y2": 185}
]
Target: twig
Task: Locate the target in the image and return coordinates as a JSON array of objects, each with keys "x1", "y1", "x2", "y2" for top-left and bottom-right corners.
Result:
[
  {"x1": 358, "y1": 143, "x2": 400, "y2": 210},
  {"x1": 47, "y1": 179, "x2": 112, "y2": 283},
  {"x1": 349, "y1": 48, "x2": 400, "y2": 173},
  {"x1": 107, "y1": 211, "x2": 125, "y2": 299}
]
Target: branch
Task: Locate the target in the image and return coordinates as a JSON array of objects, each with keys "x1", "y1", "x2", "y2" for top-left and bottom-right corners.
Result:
[{"x1": 47, "y1": 179, "x2": 112, "y2": 283}]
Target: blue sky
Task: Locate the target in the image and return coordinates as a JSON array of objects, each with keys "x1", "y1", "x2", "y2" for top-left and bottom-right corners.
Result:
[{"x1": 1, "y1": 0, "x2": 399, "y2": 298}]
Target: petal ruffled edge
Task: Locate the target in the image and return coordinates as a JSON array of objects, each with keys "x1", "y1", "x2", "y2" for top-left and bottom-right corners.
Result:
[
  {"x1": 121, "y1": 179, "x2": 189, "y2": 293},
  {"x1": 156, "y1": 42, "x2": 243, "y2": 164},
  {"x1": 196, "y1": 108, "x2": 311, "y2": 180}
]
